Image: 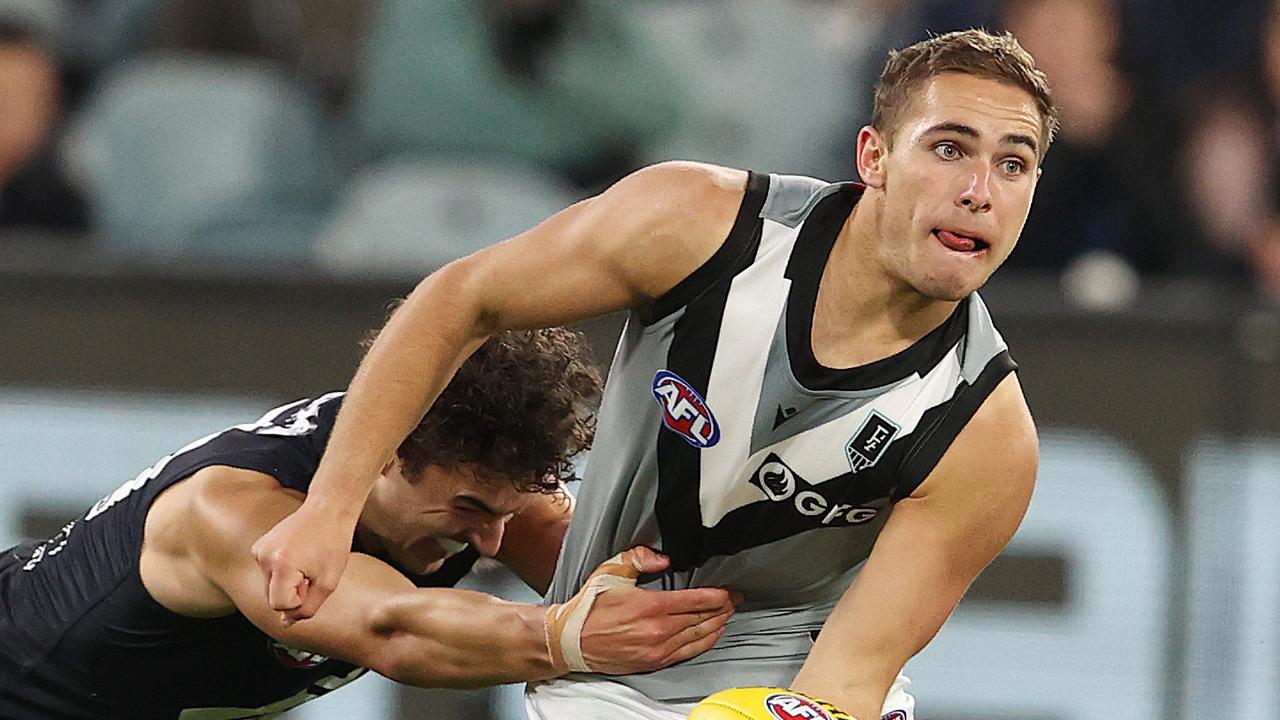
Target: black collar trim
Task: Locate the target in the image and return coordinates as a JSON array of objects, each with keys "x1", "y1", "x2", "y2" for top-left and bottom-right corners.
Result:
[{"x1": 784, "y1": 184, "x2": 970, "y2": 392}]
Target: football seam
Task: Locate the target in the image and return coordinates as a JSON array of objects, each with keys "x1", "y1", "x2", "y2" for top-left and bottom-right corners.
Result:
[{"x1": 701, "y1": 701, "x2": 754, "y2": 719}]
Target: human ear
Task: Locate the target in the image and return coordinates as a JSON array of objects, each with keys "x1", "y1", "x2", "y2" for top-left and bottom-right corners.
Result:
[{"x1": 856, "y1": 125, "x2": 888, "y2": 188}]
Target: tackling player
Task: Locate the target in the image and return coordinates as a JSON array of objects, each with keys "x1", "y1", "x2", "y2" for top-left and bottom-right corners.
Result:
[{"x1": 0, "y1": 326, "x2": 735, "y2": 719}]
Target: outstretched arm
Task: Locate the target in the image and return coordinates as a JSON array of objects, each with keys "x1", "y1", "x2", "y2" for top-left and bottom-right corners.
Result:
[
  {"x1": 789, "y1": 374, "x2": 1038, "y2": 720},
  {"x1": 167, "y1": 467, "x2": 735, "y2": 687},
  {"x1": 253, "y1": 162, "x2": 749, "y2": 622}
]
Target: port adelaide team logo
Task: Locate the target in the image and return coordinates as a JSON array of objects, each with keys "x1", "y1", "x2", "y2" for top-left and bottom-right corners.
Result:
[
  {"x1": 652, "y1": 370, "x2": 720, "y2": 448},
  {"x1": 845, "y1": 410, "x2": 900, "y2": 474}
]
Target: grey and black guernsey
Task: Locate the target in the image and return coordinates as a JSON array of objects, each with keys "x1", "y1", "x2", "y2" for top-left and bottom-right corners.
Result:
[
  {"x1": 0, "y1": 393, "x2": 479, "y2": 720},
  {"x1": 545, "y1": 172, "x2": 1016, "y2": 702}
]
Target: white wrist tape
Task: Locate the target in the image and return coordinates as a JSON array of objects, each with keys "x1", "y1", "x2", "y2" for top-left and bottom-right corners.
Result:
[{"x1": 544, "y1": 549, "x2": 645, "y2": 673}]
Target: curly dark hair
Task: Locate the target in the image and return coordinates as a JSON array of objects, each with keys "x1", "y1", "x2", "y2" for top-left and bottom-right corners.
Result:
[{"x1": 362, "y1": 301, "x2": 603, "y2": 494}]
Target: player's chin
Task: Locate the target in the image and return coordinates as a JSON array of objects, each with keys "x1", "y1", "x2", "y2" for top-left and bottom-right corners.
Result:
[
  {"x1": 400, "y1": 555, "x2": 446, "y2": 576},
  {"x1": 909, "y1": 256, "x2": 997, "y2": 301},
  {"x1": 914, "y1": 273, "x2": 985, "y2": 302},
  {"x1": 398, "y1": 539, "x2": 448, "y2": 575},
  {"x1": 419, "y1": 558, "x2": 447, "y2": 574}
]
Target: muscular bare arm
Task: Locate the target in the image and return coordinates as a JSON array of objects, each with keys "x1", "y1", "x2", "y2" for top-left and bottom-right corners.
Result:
[
  {"x1": 254, "y1": 162, "x2": 750, "y2": 620},
  {"x1": 789, "y1": 374, "x2": 1038, "y2": 720},
  {"x1": 147, "y1": 466, "x2": 734, "y2": 688}
]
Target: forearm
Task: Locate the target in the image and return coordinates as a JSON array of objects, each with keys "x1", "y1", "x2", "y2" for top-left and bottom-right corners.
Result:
[
  {"x1": 790, "y1": 376, "x2": 1037, "y2": 717},
  {"x1": 309, "y1": 264, "x2": 492, "y2": 514},
  {"x1": 790, "y1": 676, "x2": 892, "y2": 720},
  {"x1": 791, "y1": 647, "x2": 899, "y2": 720},
  {"x1": 370, "y1": 587, "x2": 556, "y2": 688},
  {"x1": 788, "y1": 557, "x2": 943, "y2": 719}
]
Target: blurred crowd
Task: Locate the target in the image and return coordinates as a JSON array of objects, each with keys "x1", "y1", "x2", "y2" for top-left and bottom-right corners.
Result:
[{"x1": 0, "y1": 0, "x2": 1275, "y2": 304}]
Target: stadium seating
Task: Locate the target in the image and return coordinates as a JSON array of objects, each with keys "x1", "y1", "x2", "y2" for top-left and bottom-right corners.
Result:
[
  {"x1": 64, "y1": 53, "x2": 335, "y2": 262},
  {"x1": 58, "y1": 0, "x2": 165, "y2": 69},
  {"x1": 351, "y1": 0, "x2": 684, "y2": 178},
  {"x1": 621, "y1": 0, "x2": 878, "y2": 181},
  {"x1": 0, "y1": 0, "x2": 66, "y2": 44},
  {"x1": 314, "y1": 159, "x2": 580, "y2": 277},
  {"x1": 64, "y1": 54, "x2": 336, "y2": 262}
]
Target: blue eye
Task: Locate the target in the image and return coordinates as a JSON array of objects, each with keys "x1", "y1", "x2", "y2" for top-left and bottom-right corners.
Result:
[
  {"x1": 1002, "y1": 158, "x2": 1026, "y2": 175},
  {"x1": 934, "y1": 143, "x2": 960, "y2": 160}
]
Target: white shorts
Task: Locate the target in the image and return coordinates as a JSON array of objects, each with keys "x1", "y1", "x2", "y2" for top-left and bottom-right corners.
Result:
[{"x1": 525, "y1": 674, "x2": 915, "y2": 720}]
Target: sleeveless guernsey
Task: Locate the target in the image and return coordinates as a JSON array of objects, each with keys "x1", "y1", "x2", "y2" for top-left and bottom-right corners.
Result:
[{"x1": 545, "y1": 172, "x2": 1015, "y2": 701}]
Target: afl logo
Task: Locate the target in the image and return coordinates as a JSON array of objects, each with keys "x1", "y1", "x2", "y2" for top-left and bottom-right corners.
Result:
[
  {"x1": 883, "y1": 712, "x2": 908, "y2": 720},
  {"x1": 763, "y1": 692, "x2": 835, "y2": 720},
  {"x1": 651, "y1": 370, "x2": 720, "y2": 448}
]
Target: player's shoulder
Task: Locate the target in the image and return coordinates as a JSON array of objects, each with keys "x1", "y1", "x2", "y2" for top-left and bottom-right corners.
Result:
[
  {"x1": 187, "y1": 465, "x2": 303, "y2": 517},
  {"x1": 141, "y1": 466, "x2": 302, "y2": 614},
  {"x1": 952, "y1": 373, "x2": 1038, "y2": 482},
  {"x1": 161, "y1": 467, "x2": 301, "y2": 553},
  {"x1": 603, "y1": 161, "x2": 751, "y2": 231},
  {"x1": 626, "y1": 160, "x2": 749, "y2": 195},
  {"x1": 973, "y1": 372, "x2": 1035, "y2": 438},
  {"x1": 574, "y1": 162, "x2": 756, "y2": 301},
  {"x1": 637, "y1": 163, "x2": 852, "y2": 225},
  {"x1": 908, "y1": 372, "x2": 1036, "y2": 523}
]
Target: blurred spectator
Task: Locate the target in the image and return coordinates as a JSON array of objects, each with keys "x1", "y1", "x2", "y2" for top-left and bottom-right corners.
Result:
[
  {"x1": 0, "y1": 10, "x2": 87, "y2": 233},
  {"x1": 996, "y1": 0, "x2": 1208, "y2": 301},
  {"x1": 633, "y1": 0, "x2": 892, "y2": 183},
  {"x1": 354, "y1": 0, "x2": 685, "y2": 191},
  {"x1": 145, "y1": 0, "x2": 370, "y2": 110},
  {"x1": 62, "y1": 53, "x2": 335, "y2": 260},
  {"x1": 866, "y1": 0, "x2": 995, "y2": 105},
  {"x1": 1147, "y1": 0, "x2": 1269, "y2": 101},
  {"x1": 1180, "y1": 0, "x2": 1280, "y2": 302}
]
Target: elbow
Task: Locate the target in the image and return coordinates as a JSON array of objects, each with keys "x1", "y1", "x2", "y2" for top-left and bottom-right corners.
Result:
[
  {"x1": 370, "y1": 642, "x2": 416, "y2": 686},
  {"x1": 364, "y1": 599, "x2": 431, "y2": 685},
  {"x1": 363, "y1": 602, "x2": 414, "y2": 683},
  {"x1": 374, "y1": 640, "x2": 483, "y2": 690},
  {"x1": 366, "y1": 630, "x2": 450, "y2": 689},
  {"x1": 366, "y1": 595, "x2": 402, "y2": 638},
  {"x1": 361, "y1": 601, "x2": 477, "y2": 689},
  {"x1": 409, "y1": 257, "x2": 500, "y2": 337},
  {"x1": 375, "y1": 643, "x2": 436, "y2": 688}
]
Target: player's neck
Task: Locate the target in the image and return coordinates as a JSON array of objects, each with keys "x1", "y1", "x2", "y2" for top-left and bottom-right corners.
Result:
[
  {"x1": 352, "y1": 485, "x2": 390, "y2": 557},
  {"x1": 811, "y1": 201, "x2": 958, "y2": 368}
]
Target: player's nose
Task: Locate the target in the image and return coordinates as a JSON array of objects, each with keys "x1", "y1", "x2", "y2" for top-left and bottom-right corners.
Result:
[
  {"x1": 956, "y1": 165, "x2": 993, "y2": 213},
  {"x1": 466, "y1": 518, "x2": 506, "y2": 557}
]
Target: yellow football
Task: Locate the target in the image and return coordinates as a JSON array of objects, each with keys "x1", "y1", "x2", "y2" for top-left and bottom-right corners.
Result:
[{"x1": 688, "y1": 687, "x2": 853, "y2": 720}]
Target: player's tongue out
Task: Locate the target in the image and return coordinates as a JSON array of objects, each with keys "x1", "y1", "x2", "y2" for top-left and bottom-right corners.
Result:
[{"x1": 936, "y1": 229, "x2": 978, "y2": 252}]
